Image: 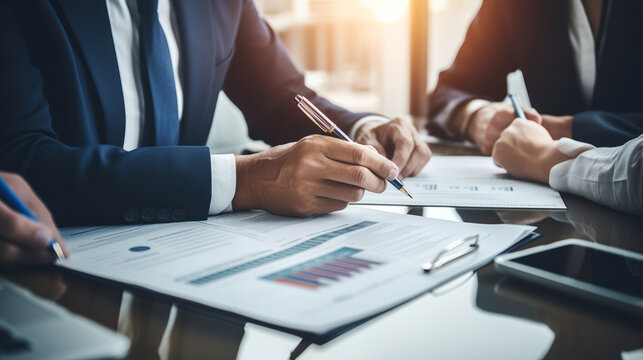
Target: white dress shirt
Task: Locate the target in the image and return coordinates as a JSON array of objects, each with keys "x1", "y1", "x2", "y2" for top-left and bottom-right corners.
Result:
[{"x1": 550, "y1": 135, "x2": 643, "y2": 215}]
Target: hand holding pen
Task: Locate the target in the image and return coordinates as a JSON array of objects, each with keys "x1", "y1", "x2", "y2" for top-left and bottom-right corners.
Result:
[
  {"x1": 465, "y1": 95, "x2": 542, "y2": 155},
  {"x1": 295, "y1": 95, "x2": 413, "y2": 198},
  {"x1": 231, "y1": 114, "x2": 400, "y2": 217},
  {"x1": 0, "y1": 172, "x2": 67, "y2": 265}
]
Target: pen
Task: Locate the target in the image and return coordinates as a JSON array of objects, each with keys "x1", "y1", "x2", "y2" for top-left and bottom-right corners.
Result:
[
  {"x1": 0, "y1": 176, "x2": 65, "y2": 261},
  {"x1": 294, "y1": 94, "x2": 412, "y2": 199},
  {"x1": 508, "y1": 92, "x2": 527, "y2": 119}
]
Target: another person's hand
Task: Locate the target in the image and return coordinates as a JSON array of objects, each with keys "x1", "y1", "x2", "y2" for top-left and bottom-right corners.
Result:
[
  {"x1": 491, "y1": 119, "x2": 571, "y2": 183},
  {"x1": 541, "y1": 114, "x2": 573, "y2": 140},
  {"x1": 232, "y1": 135, "x2": 399, "y2": 217},
  {"x1": 0, "y1": 172, "x2": 68, "y2": 265},
  {"x1": 353, "y1": 117, "x2": 431, "y2": 178},
  {"x1": 466, "y1": 102, "x2": 542, "y2": 155}
]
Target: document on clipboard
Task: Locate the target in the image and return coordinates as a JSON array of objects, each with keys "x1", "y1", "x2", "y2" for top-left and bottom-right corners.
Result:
[{"x1": 59, "y1": 207, "x2": 534, "y2": 335}]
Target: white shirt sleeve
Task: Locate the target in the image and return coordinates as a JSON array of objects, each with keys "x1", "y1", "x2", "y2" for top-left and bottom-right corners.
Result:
[
  {"x1": 549, "y1": 135, "x2": 643, "y2": 215},
  {"x1": 348, "y1": 115, "x2": 390, "y2": 139},
  {"x1": 209, "y1": 154, "x2": 236, "y2": 215}
]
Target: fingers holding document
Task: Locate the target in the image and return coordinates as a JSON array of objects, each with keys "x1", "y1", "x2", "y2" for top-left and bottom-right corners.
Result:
[{"x1": 232, "y1": 135, "x2": 399, "y2": 217}]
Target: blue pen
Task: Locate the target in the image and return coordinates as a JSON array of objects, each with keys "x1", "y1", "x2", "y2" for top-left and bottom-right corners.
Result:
[
  {"x1": 295, "y1": 94, "x2": 413, "y2": 199},
  {"x1": 508, "y1": 92, "x2": 527, "y2": 119},
  {"x1": 0, "y1": 176, "x2": 65, "y2": 260}
]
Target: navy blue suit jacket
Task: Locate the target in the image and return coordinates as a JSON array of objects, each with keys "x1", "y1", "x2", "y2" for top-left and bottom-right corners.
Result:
[
  {"x1": 428, "y1": 0, "x2": 643, "y2": 146},
  {"x1": 0, "y1": 0, "x2": 369, "y2": 226}
]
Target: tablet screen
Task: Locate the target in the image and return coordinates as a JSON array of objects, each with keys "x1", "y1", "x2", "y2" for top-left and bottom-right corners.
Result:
[{"x1": 513, "y1": 244, "x2": 643, "y2": 298}]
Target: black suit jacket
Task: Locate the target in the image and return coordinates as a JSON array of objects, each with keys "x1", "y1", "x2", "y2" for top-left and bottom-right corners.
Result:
[
  {"x1": 428, "y1": 0, "x2": 643, "y2": 146},
  {"x1": 0, "y1": 0, "x2": 368, "y2": 225}
]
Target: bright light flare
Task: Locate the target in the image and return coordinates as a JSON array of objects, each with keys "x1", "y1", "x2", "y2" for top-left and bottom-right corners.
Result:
[
  {"x1": 360, "y1": 0, "x2": 409, "y2": 22},
  {"x1": 430, "y1": 0, "x2": 449, "y2": 13}
]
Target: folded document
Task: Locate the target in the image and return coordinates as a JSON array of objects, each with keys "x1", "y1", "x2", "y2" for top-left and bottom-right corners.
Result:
[{"x1": 60, "y1": 207, "x2": 534, "y2": 335}]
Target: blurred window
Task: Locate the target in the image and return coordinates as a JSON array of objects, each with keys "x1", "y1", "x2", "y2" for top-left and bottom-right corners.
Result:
[{"x1": 255, "y1": 0, "x2": 481, "y2": 118}]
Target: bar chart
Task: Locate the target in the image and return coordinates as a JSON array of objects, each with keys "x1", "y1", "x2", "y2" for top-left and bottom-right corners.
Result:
[
  {"x1": 189, "y1": 221, "x2": 376, "y2": 285},
  {"x1": 262, "y1": 247, "x2": 383, "y2": 290}
]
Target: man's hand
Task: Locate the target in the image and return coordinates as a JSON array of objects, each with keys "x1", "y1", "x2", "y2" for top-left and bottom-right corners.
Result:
[
  {"x1": 232, "y1": 135, "x2": 399, "y2": 217},
  {"x1": 491, "y1": 119, "x2": 571, "y2": 183},
  {"x1": 466, "y1": 102, "x2": 542, "y2": 155},
  {"x1": 541, "y1": 114, "x2": 573, "y2": 140},
  {"x1": 0, "y1": 172, "x2": 68, "y2": 265},
  {"x1": 354, "y1": 117, "x2": 431, "y2": 178}
]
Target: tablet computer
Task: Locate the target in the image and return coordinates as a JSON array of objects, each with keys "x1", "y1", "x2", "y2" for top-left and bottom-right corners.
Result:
[{"x1": 494, "y1": 239, "x2": 643, "y2": 315}]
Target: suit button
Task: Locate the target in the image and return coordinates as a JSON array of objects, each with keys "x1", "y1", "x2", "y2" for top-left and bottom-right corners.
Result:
[
  {"x1": 141, "y1": 207, "x2": 156, "y2": 222},
  {"x1": 171, "y1": 208, "x2": 186, "y2": 221},
  {"x1": 157, "y1": 208, "x2": 171, "y2": 222},
  {"x1": 123, "y1": 208, "x2": 140, "y2": 223}
]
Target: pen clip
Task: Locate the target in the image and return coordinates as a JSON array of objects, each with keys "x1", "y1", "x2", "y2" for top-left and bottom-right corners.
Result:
[{"x1": 422, "y1": 234, "x2": 479, "y2": 273}]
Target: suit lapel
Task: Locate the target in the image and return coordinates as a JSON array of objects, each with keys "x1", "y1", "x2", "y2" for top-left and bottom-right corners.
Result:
[
  {"x1": 56, "y1": 0, "x2": 126, "y2": 146},
  {"x1": 174, "y1": 0, "x2": 217, "y2": 145}
]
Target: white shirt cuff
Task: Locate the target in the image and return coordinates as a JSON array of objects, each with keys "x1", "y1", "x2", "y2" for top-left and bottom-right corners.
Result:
[
  {"x1": 433, "y1": 99, "x2": 489, "y2": 138},
  {"x1": 208, "y1": 154, "x2": 236, "y2": 215},
  {"x1": 549, "y1": 137, "x2": 595, "y2": 190},
  {"x1": 349, "y1": 115, "x2": 389, "y2": 139},
  {"x1": 456, "y1": 99, "x2": 489, "y2": 137},
  {"x1": 556, "y1": 137, "x2": 596, "y2": 157}
]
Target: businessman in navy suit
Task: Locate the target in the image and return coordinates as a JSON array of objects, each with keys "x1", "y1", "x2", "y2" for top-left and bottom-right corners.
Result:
[
  {"x1": 427, "y1": 0, "x2": 643, "y2": 154},
  {"x1": 0, "y1": 0, "x2": 431, "y2": 226}
]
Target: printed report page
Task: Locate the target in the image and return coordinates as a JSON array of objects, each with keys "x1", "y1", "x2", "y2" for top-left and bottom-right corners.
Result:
[
  {"x1": 60, "y1": 207, "x2": 534, "y2": 334},
  {"x1": 358, "y1": 156, "x2": 566, "y2": 209}
]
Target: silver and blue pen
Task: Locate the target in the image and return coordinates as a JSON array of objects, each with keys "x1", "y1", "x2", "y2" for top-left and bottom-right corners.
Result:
[
  {"x1": 295, "y1": 94, "x2": 413, "y2": 199},
  {"x1": 508, "y1": 92, "x2": 527, "y2": 119}
]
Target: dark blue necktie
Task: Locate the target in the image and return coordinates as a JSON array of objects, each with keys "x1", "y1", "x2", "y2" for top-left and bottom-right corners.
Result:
[{"x1": 138, "y1": 0, "x2": 179, "y2": 146}]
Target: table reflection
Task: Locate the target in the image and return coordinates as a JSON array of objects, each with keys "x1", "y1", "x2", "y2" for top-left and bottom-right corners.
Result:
[
  {"x1": 474, "y1": 196, "x2": 643, "y2": 359},
  {"x1": 2, "y1": 268, "x2": 247, "y2": 360},
  {"x1": 1, "y1": 195, "x2": 640, "y2": 359},
  {"x1": 549, "y1": 194, "x2": 643, "y2": 253},
  {"x1": 476, "y1": 266, "x2": 643, "y2": 360}
]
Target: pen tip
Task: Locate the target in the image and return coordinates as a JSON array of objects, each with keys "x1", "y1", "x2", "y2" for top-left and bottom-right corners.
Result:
[
  {"x1": 51, "y1": 241, "x2": 66, "y2": 261},
  {"x1": 400, "y1": 187, "x2": 413, "y2": 199}
]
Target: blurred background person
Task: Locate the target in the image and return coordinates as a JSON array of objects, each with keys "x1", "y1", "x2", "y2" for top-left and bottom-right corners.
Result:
[{"x1": 427, "y1": 0, "x2": 643, "y2": 154}]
